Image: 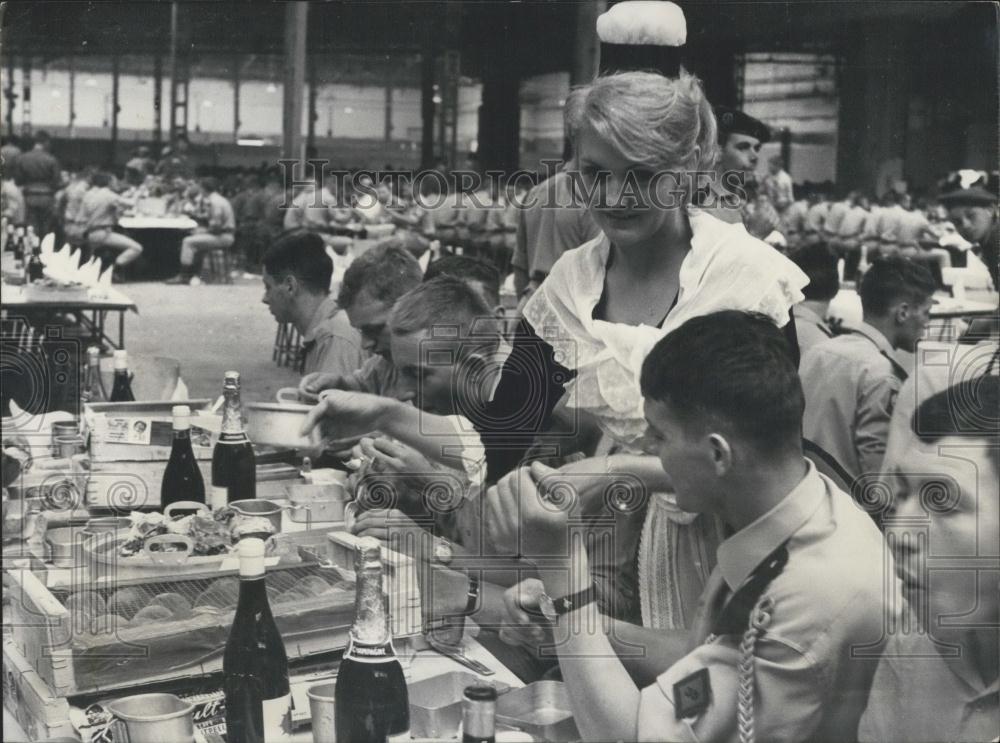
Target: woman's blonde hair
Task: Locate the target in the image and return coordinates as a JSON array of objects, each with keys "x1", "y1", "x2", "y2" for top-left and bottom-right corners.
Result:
[{"x1": 576, "y1": 69, "x2": 719, "y2": 174}]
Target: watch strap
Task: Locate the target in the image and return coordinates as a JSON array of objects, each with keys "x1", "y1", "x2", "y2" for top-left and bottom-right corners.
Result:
[
  {"x1": 462, "y1": 573, "x2": 480, "y2": 616},
  {"x1": 551, "y1": 582, "x2": 598, "y2": 617}
]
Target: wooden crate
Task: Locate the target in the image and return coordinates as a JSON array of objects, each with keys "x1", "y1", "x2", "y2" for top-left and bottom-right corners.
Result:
[
  {"x1": 6, "y1": 532, "x2": 422, "y2": 698},
  {"x1": 2, "y1": 640, "x2": 76, "y2": 741}
]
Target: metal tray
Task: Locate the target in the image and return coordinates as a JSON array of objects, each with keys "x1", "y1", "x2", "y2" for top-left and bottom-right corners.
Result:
[
  {"x1": 495, "y1": 681, "x2": 579, "y2": 742},
  {"x1": 408, "y1": 671, "x2": 510, "y2": 739}
]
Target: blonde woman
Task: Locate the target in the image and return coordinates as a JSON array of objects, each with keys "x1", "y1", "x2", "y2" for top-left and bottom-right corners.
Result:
[{"x1": 303, "y1": 70, "x2": 808, "y2": 662}]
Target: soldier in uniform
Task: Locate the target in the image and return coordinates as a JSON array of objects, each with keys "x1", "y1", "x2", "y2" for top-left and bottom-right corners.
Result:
[
  {"x1": 799, "y1": 256, "x2": 936, "y2": 490},
  {"x1": 711, "y1": 107, "x2": 771, "y2": 223},
  {"x1": 488, "y1": 311, "x2": 893, "y2": 742}
]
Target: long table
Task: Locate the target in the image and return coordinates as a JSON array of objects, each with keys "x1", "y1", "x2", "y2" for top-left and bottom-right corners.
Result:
[{"x1": 0, "y1": 284, "x2": 137, "y2": 350}]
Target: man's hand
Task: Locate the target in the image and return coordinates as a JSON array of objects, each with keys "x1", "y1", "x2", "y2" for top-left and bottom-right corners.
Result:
[
  {"x1": 298, "y1": 371, "x2": 347, "y2": 403},
  {"x1": 355, "y1": 437, "x2": 449, "y2": 513},
  {"x1": 349, "y1": 507, "x2": 433, "y2": 563},
  {"x1": 499, "y1": 578, "x2": 550, "y2": 648},
  {"x1": 484, "y1": 462, "x2": 574, "y2": 562},
  {"x1": 299, "y1": 389, "x2": 392, "y2": 444}
]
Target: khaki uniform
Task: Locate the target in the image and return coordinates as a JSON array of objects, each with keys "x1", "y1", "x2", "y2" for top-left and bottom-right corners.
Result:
[
  {"x1": 799, "y1": 323, "x2": 908, "y2": 483},
  {"x1": 300, "y1": 294, "x2": 367, "y2": 378},
  {"x1": 635, "y1": 463, "x2": 892, "y2": 742},
  {"x1": 790, "y1": 304, "x2": 833, "y2": 359}
]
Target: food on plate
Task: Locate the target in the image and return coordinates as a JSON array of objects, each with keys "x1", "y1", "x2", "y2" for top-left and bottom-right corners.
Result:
[
  {"x1": 149, "y1": 592, "x2": 192, "y2": 618},
  {"x1": 130, "y1": 605, "x2": 175, "y2": 624},
  {"x1": 107, "y1": 587, "x2": 151, "y2": 620},
  {"x1": 118, "y1": 507, "x2": 238, "y2": 558},
  {"x1": 64, "y1": 591, "x2": 107, "y2": 620}
]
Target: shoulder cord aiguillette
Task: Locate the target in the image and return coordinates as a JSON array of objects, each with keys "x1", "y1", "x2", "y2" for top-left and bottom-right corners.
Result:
[{"x1": 736, "y1": 594, "x2": 774, "y2": 743}]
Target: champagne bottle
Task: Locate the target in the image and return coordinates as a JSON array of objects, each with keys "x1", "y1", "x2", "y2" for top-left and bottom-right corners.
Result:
[
  {"x1": 161, "y1": 405, "x2": 205, "y2": 508},
  {"x1": 335, "y1": 537, "x2": 410, "y2": 743},
  {"x1": 109, "y1": 350, "x2": 135, "y2": 402},
  {"x1": 223, "y1": 537, "x2": 293, "y2": 743},
  {"x1": 211, "y1": 370, "x2": 256, "y2": 509},
  {"x1": 462, "y1": 686, "x2": 498, "y2": 743},
  {"x1": 80, "y1": 346, "x2": 108, "y2": 404}
]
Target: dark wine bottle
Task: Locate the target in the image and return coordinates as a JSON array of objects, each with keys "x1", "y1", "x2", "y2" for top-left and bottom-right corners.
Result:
[
  {"x1": 462, "y1": 686, "x2": 498, "y2": 743},
  {"x1": 223, "y1": 537, "x2": 293, "y2": 743},
  {"x1": 335, "y1": 537, "x2": 410, "y2": 743},
  {"x1": 210, "y1": 370, "x2": 256, "y2": 509},
  {"x1": 161, "y1": 405, "x2": 205, "y2": 508},
  {"x1": 26, "y1": 244, "x2": 44, "y2": 283},
  {"x1": 109, "y1": 350, "x2": 135, "y2": 402}
]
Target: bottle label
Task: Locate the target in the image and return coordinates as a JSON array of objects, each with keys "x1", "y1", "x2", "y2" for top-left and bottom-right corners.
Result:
[
  {"x1": 216, "y1": 432, "x2": 248, "y2": 444},
  {"x1": 344, "y1": 639, "x2": 397, "y2": 664},
  {"x1": 262, "y1": 693, "x2": 294, "y2": 742},
  {"x1": 210, "y1": 485, "x2": 228, "y2": 511}
]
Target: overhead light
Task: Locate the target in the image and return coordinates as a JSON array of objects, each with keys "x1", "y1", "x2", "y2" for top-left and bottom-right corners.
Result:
[
  {"x1": 237, "y1": 137, "x2": 266, "y2": 147},
  {"x1": 266, "y1": 83, "x2": 277, "y2": 94},
  {"x1": 432, "y1": 95, "x2": 442, "y2": 104}
]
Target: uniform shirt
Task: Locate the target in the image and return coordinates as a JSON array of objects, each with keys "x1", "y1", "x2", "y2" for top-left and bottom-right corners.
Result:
[
  {"x1": 781, "y1": 199, "x2": 808, "y2": 236},
  {"x1": 636, "y1": 461, "x2": 891, "y2": 743},
  {"x1": 861, "y1": 205, "x2": 883, "y2": 242},
  {"x1": 824, "y1": 199, "x2": 850, "y2": 235},
  {"x1": 300, "y1": 295, "x2": 368, "y2": 378},
  {"x1": 79, "y1": 187, "x2": 127, "y2": 233},
  {"x1": 859, "y1": 623, "x2": 999, "y2": 743},
  {"x1": 837, "y1": 205, "x2": 868, "y2": 239},
  {"x1": 804, "y1": 201, "x2": 828, "y2": 233},
  {"x1": 512, "y1": 171, "x2": 599, "y2": 279},
  {"x1": 284, "y1": 187, "x2": 337, "y2": 232},
  {"x1": 799, "y1": 323, "x2": 907, "y2": 482},
  {"x1": 876, "y1": 204, "x2": 906, "y2": 244},
  {"x1": 763, "y1": 169, "x2": 794, "y2": 211},
  {"x1": 345, "y1": 355, "x2": 409, "y2": 400},
  {"x1": 11, "y1": 147, "x2": 60, "y2": 193},
  {"x1": 791, "y1": 303, "x2": 833, "y2": 358},
  {"x1": 205, "y1": 191, "x2": 236, "y2": 233},
  {"x1": 1, "y1": 180, "x2": 25, "y2": 223},
  {"x1": 895, "y1": 209, "x2": 931, "y2": 247}
]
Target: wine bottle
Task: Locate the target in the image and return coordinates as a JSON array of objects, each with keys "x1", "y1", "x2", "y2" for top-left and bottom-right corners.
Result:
[
  {"x1": 211, "y1": 370, "x2": 256, "y2": 509},
  {"x1": 80, "y1": 346, "x2": 108, "y2": 404},
  {"x1": 161, "y1": 405, "x2": 205, "y2": 508},
  {"x1": 223, "y1": 537, "x2": 293, "y2": 743},
  {"x1": 27, "y1": 243, "x2": 44, "y2": 283},
  {"x1": 462, "y1": 686, "x2": 498, "y2": 743},
  {"x1": 109, "y1": 350, "x2": 135, "y2": 402},
  {"x1": 335, "y1": 537, "x2": 410, "y2": 743}
]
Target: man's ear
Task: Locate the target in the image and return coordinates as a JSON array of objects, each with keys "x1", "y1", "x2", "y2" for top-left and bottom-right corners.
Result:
[
  {"x1": 706, "y1": 433, "x2": 733, "y2": 476},
  {"x1": 283, "y1": 274, "x2": 299, "y2": 295},
  {"x1": 893, "y1": 301, "x2": 910, "y2": 325},
  {"x1": 493, "y1": 305, "x2": 506, "y2": 320}
]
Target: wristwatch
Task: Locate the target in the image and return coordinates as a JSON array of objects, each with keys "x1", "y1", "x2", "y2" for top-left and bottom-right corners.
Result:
[
  {"x1": 462, "y1": 573, "x2": 480, "y2": 616},
  {"x1": 538, "y1": 583, "x2": 599, "y2": 622},
  {"x1": 432, "y1": 537, "x2": 454, "y2": 566}
]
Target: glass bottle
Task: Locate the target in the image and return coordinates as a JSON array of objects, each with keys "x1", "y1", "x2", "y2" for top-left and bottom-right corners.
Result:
[
  {"x1": 334, "y1": 537, "x2": 410, "y2": 743},
  {"x1": 109, "y1": 350, "x2": 135, "y2": 402},
  {"x1": 80, "y1": 346, "x2": 108, "y2": 404},
  {"x1": 161, "y1": 405, "x2": 206, "y2": 507},
  {"x1": 210, "y1": 370, "x2": 256, "y2": 509}
]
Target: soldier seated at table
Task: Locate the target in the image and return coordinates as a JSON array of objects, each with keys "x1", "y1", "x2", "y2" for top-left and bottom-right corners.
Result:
[
  {"x1": 79, "y1": 171, "x2": 144, "y2": 278},
  {"x1": 486, "y1": 311, "x2": 893, "y2": 741},
  {"x1": 260, "y1": 230, "x2": 366, "y2": 380},
  {"x1": 165, "y1": 177, "x2": 235, "y2": 285},
  {"x1": 860, "y1": 377, "x2": 999, "y2": 743}
]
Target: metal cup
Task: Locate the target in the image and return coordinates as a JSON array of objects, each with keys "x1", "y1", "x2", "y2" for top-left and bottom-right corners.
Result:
[
  {"x1": 307, "y1": 682, "x2": 337, "y2": 743},
  {"x1": 106, "y1": 692, "x2": 195, "y2": 743},
  {"x1": 54, "y1": 435, "x2": 83, "y2": 460},
  {"x1": 51, "y1": 421, "x2": 79, "y2": 457}
]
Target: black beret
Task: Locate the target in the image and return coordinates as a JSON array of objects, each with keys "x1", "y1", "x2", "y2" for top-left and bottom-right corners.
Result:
[
  {"x1": 715, "y1": 107, "x2": 771, "y2": 145},
  {"x1": 938, "y1": 170, "x2": 998, "y2": 208},
  {"x1": 938, "y1": 186, "x2": 996, "y2": 208}
]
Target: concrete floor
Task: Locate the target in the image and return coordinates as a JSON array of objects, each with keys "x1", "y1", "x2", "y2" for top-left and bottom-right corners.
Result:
[{"x1": 118, "y1": 278, "x2": 299, "y2": 403}]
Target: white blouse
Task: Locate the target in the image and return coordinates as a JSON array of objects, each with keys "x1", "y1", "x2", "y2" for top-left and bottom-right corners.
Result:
[{"x1": 521, "y1": 209, "x2": 810, "y2": 444}]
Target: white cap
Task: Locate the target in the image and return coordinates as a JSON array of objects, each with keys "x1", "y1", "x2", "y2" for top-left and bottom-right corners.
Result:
[
  {"x1": 238, "y1": 537, "x2": 267, "y2": 577},
  {"x1": 171, "y1": 405, "x2": 191, "y2": 429},
  {"x1": 113, "y1": 350, "x2": 128, "y2": 370},
  {"x1": 596, "y1": 1, "x2": 686, "y2": 46}
]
